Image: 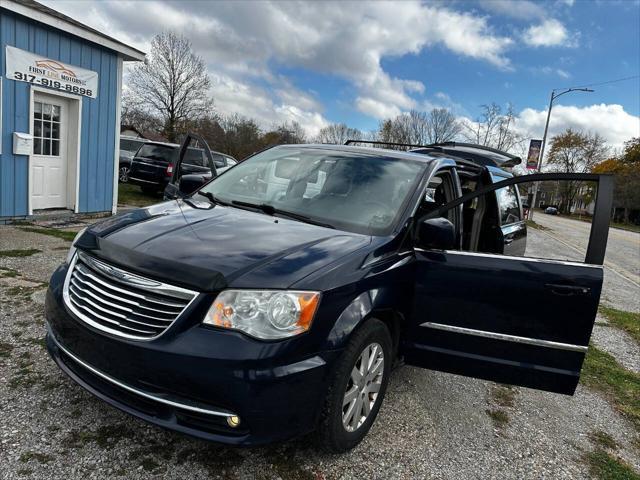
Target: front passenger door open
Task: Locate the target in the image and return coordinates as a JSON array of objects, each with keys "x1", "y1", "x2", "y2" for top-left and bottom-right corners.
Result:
[{"x1": 403, "y1": 173, "x2": 613, "y2": 395}]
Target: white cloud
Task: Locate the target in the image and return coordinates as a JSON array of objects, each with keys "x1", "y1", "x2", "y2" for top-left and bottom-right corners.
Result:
[
  {"x1": 209, "y1": 74, "x2": 328, "y2": 137},
  {"x1": 515, "y1": 104, "x2": 640, "y2": 151},
  {"x1": 42, "y1": 0, "x2": 515, "y2": 125},
  {"x1": 531, "y1": 66, "x2": 572, "y2": 79},
  {"x1": 478, "y1": 0, "x2": 546, "y2": 20},
  {"x1": 522, "y1": 19, "x2": 576, "y2": 47}
]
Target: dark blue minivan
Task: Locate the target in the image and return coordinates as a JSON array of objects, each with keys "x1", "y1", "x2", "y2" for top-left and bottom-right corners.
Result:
[{"x1": 45, "y1": 140, "x2": 613, "y2": 452}]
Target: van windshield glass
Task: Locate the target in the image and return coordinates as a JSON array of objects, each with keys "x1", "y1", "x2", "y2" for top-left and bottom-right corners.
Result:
[{"x1": 200, "y1": 147, "x2": 425, "y2": 235}]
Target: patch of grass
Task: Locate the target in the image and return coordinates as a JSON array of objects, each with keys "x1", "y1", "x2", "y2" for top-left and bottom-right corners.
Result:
[
  {"x1": 0, "y1": 341, "x2": 14, "y2": 358},
  {"x1": 118, "y1": 183, "x2": 159, "y2": 207},
  {"x1": 486, "y1": 409, "x2": 509, "y2": 428},
  {"x1": 19, "y1": 451, "x2": 54, "y2": 464},
  {"x1": 584, "y1": 449, "x2": 640, "y2": 480},
  {"x1": 139, "y1": 457, "x2": 163, "y2": 473},
  {"x1": 599, "y1": 306, "x2": 640, "y2": 345},
  {"x1": 18, "y1": 226, "x2": 78, "y2": 242},
  {"x1": 491, "y1": 385, "x2": 516, "y2": 408},
  {"x1": 0, "y1": 268, "x2": 20, "y2": 277},
  {"x1": 62, "y1": 424, "x2": 136, "y2": 450},
  {"x1": 526, "y1": 219, "x2": 551, "y2": 231},
  {"x1": 589, "y1": 430, "x2": 619, "y2": 451},
  {"x1": 0, "y1": 248, "x2": 41, "y2": 257},
  {"x1": 25, "y1": 337, "x2": 47, "y2": 349},
  {"x1": 581, "y1": 344, "x2": 640, "y2": 431},
  {"x1": 610, "y1": 222, "x2": 640, "y2": 234}
]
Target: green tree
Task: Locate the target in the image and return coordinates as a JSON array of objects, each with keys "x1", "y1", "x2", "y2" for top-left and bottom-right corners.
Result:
[
  {"x1": 546, "y1": 129, "x2": 609, "y2": 214},
  {"x1": 592, "y1": 137, "x2": 640, "y2": 223}
]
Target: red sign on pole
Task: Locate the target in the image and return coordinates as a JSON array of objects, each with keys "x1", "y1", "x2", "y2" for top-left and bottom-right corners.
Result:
[{"x1": 526, "y1": 139, "x2": 542, "y2": 169}]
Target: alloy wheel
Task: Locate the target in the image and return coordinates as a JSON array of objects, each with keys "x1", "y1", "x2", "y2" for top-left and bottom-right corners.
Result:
[
  {"x1": 342, "y1": 342, "x2": 384, "y2": 432},
  {"x1": 119, "y1": 166, "x2": 129, "y2": 183}
]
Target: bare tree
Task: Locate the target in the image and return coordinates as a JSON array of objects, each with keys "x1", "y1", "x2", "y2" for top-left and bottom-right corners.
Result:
[
  {"x1": 463, "y1": 103, "x2": 524, "y2": 152},
  {"x1": 426, "y1": 108, "x2": 462, "y2": 143},
  {"x1": 127, "y1": 32, "x2": 211, "y2": 142},
  {"x1": 121, "y1": 91, "x2": 163, "y2": 135},
  {"x1": 316, "y1": 123, "x2": 363, "y2": 144},
  {"x1": 376, "y1": 109, "x2": 462, "y2": 147}
]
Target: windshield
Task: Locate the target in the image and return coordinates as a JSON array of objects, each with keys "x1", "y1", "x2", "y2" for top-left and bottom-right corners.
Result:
[{"x1": 200, "y1": 147, "x2": 426, "y2": 235}]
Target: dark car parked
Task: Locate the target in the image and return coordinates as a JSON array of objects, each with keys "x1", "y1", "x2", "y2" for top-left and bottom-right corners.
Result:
[
  {"x1": 128, "y1": 141, "x2": 237, "y2": 194},
  {"x1": 45, "y1": 138, "x2": 612, "y2": 452},
  {"x1": 118, "y1": 136, "x2": 148, "y2": 183}
]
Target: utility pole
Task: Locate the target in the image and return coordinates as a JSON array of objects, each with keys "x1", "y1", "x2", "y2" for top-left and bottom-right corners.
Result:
[{"x1": 528, "y1": 87, "x2": 594, "y2": 220}]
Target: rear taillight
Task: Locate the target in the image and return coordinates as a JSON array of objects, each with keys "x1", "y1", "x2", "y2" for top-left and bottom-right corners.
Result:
[{"x1": 165, "y1": 164, "x2": 174, "y2": 176}]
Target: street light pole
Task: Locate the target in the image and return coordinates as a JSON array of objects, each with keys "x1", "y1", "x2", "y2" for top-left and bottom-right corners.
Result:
[{"x1": 528, "y1": 87, "x2": 594, "y2": 220}]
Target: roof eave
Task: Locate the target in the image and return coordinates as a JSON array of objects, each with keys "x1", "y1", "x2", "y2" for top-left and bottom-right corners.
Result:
[{"x1": 0, "y1": 0, "x2": 145, "y2": 61}]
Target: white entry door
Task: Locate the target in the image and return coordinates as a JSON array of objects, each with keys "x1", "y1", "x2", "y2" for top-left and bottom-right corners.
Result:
[{"x1": 31, "y1": 93, "x2": 69, "y2": 210}]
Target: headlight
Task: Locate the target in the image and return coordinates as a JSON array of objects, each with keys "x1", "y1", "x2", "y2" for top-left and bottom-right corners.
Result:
[
  {"x1": 66, "y1": 227, "x2": 87, "y2": 264},
  {"x1": 204, "y1": 290, "x2": 320, "y2": 340}
]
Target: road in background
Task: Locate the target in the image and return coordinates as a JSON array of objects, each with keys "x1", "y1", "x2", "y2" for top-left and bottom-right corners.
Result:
[{"x1": 529, "y1": 213, "x2": 640, "y2": 312}]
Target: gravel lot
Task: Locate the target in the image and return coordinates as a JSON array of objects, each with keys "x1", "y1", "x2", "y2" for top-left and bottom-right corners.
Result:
[{"x1": 1, "y1": 218, "x2": 639, "y2": 479}]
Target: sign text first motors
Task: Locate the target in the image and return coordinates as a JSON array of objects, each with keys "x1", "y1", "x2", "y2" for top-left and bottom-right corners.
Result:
[{"x1": 5, "y1": 46, "x2": 99, "y2": 99}]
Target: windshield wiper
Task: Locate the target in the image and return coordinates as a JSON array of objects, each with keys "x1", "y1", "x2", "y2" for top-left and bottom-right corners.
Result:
[
  {"x1": 231, "y1": 200, "x2": 335, "y2": 229},
  {"x1": 196, "y1": 191, "x2": 231, "y2": 206}
]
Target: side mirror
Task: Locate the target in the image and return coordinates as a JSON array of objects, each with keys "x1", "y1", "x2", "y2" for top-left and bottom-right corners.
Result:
[
  {"x1": 416, "y1": 217, "x2": 456, "y2": 250},
  {"x1": 179, "y1": 174, "x2": 209, "y2": 196},
  {"x1": 163, "y1": 175, "x2": 209, "y2": 200}
]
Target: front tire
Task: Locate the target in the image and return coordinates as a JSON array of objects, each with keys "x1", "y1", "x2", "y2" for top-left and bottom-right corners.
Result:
[{"x1": 318, "y1": 318, "x2": 392, "y2": 453}]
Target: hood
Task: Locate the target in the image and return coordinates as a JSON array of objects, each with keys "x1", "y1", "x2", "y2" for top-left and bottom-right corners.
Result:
[{"x1": 78, "y1": 200, "x2": 371, "y2": 291}]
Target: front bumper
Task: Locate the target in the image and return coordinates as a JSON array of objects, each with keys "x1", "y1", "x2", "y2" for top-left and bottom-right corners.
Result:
[{"x1": 45, "y1": 264, "x2": 338, "y2": 446}]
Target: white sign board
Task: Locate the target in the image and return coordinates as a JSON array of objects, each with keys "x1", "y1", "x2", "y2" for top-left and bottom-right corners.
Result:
[{"x1": 5, "y1": 46, "x2": 98, "y2": 98}]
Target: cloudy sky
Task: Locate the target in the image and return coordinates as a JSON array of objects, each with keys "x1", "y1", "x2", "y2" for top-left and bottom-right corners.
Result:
[{"x1": 45, "y1": 0, "x2": 640, "y2": 149}]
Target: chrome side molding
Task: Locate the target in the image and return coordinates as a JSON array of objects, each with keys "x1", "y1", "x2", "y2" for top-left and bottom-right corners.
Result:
[{"x1": 420, "y1": 322, "x2": 588, "y2": 352}]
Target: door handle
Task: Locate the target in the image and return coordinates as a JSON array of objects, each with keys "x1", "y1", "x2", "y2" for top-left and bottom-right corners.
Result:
[{"x1": 545, "y1": 284, "x2": 591, "y2": 296}]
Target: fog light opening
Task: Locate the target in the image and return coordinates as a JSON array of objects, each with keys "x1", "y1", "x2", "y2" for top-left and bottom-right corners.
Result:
[{"x1": 227, "y1": 415, "x2": 241, "y2": 428}]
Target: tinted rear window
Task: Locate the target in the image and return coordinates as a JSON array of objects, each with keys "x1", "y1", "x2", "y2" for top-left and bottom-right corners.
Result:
[
  {"x1": 136, "y1": 144, "x2": 175, "y2": 162},
  {"x1": 120, "y1": 139, "x2": 145, "y2": 153}
]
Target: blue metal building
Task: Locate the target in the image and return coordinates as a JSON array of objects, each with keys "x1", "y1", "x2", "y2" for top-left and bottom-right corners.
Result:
[{"x1": 0, "y1": 0, "x2": 144, "y2": 220}]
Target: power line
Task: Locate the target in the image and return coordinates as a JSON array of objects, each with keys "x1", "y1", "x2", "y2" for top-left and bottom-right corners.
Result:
[{"x1": 561, "y1": 74, "x2": 640, "y2": 90}]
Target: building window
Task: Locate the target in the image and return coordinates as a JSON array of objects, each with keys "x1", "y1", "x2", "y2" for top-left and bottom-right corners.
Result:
[{"x1": 33, "y1": 101, "x2": 61, "y2": 156}]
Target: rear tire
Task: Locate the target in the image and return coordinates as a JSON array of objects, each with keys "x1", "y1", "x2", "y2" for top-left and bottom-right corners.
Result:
[
  {"x1": 318, "y1": 318, "x2": 392, "y2": 453},
  {"x1": 118, "y1": 165, "x2": 130, "y2": 183}
]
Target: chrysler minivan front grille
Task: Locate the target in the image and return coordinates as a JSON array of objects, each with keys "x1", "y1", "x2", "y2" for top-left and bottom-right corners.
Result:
[{"x1": 63, "y1": 252, "x2": 198, "y2": 340}]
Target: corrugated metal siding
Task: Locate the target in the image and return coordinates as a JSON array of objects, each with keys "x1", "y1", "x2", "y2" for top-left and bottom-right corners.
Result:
[{"x1": 0, "y1": 9, "x2": 118, "y2": 217}]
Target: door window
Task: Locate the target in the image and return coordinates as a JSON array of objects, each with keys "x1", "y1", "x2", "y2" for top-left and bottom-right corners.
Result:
[
  {"x1": 417, "y1": 170, "x2": 458, "y2": 224},
  {"x1": 434, "y1": 176, "x2": 603, "y2": 264},
  {"x1": 211, "y1": 154, "x2": 226, "y2": 168},
  {"x1": 183, "y1": 148, "x2": 206, "y2": 167},
  {"x1": 492, "y1": 174, "x2": 522, "y2": 225},
  {"x1": 33, "y1": 101, "x2": 61, "y2": 156}
]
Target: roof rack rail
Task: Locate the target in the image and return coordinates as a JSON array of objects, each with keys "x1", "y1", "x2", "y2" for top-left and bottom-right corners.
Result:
[
  {"x1": 344, "y1": 139, "x2": 431, "y2": 149},
  {"x1": 344, "y1": 139, "x2": 521, "y2": 168}
]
